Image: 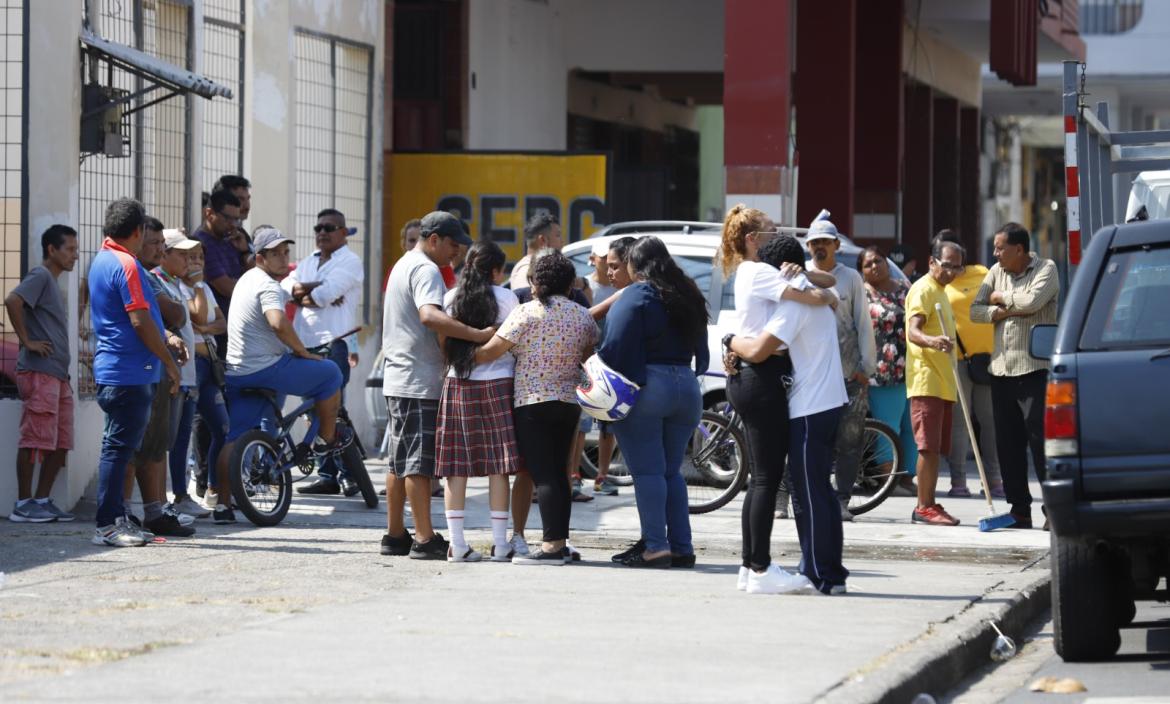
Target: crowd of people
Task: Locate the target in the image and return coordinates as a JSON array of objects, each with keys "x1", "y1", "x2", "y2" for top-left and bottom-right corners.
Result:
[{"x1": 5, "y1": 192, "x2": 1060, "y2": 595}]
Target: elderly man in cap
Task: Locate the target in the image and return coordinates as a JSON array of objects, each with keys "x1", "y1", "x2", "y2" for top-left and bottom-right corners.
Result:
[
  {"x1": 210, "y1": 226, "x2": 345, "y2": 524},
  {"x1": 379, "y1": 211, "x2": 493, "y2": 560},
  {"x1": 806, "y1": 217, "x2": 877, "y2": 520}
]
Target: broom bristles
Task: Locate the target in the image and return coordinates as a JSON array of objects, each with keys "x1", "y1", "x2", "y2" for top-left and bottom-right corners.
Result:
[{"x1": 979, "y1": 512, "x2": 1016, "y2": 532}]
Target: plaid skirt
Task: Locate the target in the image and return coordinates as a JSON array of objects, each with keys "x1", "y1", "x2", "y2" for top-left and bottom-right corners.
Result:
[{"x1": 435, "y1": 377, "x2": 523, "y2": 477}]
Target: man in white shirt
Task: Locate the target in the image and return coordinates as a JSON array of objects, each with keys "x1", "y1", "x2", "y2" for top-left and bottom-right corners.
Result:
[
  {"x1": 806, "y1": 218, "x2": 877, "y2": 519},
  {"x1": 282, "y1": 208, "x2": 365, "y2": 496},
  {"x1": 508, "y1": 211, "x2": 564, "y2": 290},
  {"x1": 727, "y1": 235, "x2": 850, "y2": 596}
]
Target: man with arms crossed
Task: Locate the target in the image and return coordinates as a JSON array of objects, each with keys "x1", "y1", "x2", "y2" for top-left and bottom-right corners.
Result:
[
  {"x1": 970, "y1": 223, "x2": 1059, "y2": 529},
  {"x1": 379, "y1": 211, "x2": 489, "y2": 560},
  {"x1": 285, "y1": 208, "x2": 365, "y2": 496}
]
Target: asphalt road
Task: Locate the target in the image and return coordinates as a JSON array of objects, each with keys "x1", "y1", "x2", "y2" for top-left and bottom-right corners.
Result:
[
  {"x1": 0, "y1": 468, "x2": 1053, "y2": 702},
  {"x1": 942, "y1": 601, "x2": 1170, "y2": 703}
]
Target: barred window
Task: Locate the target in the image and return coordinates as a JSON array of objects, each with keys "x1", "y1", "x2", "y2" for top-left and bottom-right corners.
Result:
[
  {"x1": 202, "y1": 0, "x2": 244, "y2": 189},
  {"x1": 77, "y1": 0, "x2": 191, "y2": 396},
  {"x1": 294, "y1": 30, "x2": 373, "y2": 323},
  {"x1": 0, "y1": 0, "x2": 25, "y2": 399}
]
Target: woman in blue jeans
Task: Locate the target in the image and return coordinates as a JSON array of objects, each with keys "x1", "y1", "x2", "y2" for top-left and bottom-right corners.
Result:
[{"x1": 599, "y1": 236, "x2": 710, "y2": 568}]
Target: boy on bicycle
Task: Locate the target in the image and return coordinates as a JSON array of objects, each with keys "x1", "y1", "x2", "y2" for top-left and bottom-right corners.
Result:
[{"x1": 212, "y1": 226, "x2": 344, "y2": 523}]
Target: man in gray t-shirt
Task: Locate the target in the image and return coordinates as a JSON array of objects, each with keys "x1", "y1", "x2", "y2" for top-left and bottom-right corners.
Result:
[
  {"x1": 4, "y1": 225, "x2": 78, "y2": 523},
  {"x1": 210, "y1": 227, "x2": 343, "y2": 524},
  {"x1": 380, "y1": 211, "x2": 491, "y2": 560}
]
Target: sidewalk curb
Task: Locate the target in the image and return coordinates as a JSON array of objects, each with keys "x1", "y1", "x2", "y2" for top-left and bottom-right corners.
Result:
[{"x1": 817, "y1": 558, "x2": 1052, "y2": 704}]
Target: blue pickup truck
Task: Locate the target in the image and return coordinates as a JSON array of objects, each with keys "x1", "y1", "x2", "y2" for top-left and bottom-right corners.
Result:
[{"x1": 1030, "y1": 219, "x2": 1170, "y2": 661}]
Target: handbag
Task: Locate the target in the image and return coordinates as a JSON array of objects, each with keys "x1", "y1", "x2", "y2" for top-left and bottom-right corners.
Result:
[
  {"x1": 955, "y1": 334, "x2": 992, "y2": 386},
  {"x1": 203, "y1": 335, "x2": 227, "y2": 389}
]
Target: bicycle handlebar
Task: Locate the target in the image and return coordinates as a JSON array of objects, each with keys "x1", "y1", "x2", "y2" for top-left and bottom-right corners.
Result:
[{"x1": 305, "y1": 326, "x2": 363, "y2": 354}]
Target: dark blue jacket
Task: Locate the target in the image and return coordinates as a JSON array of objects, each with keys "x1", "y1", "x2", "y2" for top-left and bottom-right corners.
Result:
[{"x1": 598, "y1": 282, "x2": 709, "y2": 385}]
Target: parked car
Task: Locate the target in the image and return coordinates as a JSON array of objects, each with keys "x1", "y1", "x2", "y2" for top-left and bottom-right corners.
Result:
[{"x1": 1030, "y1": 218, "x2": 1170, "y2": 662}]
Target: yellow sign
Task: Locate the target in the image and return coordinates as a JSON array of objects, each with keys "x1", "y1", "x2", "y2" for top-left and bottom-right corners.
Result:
[{"x1": 386, "y1": 152, "x2": 608, "y2": 264}]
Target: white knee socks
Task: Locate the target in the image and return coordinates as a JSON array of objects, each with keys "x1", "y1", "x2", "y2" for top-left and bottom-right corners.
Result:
[
  {"x1": 446, "y1": 510, "x2": 466, "y2": 551},
  {"x1": 490, "y1": 510, "x2": 509, "y2": 553}
]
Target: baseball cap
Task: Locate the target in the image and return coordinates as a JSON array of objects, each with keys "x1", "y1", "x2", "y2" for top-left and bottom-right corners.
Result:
[
  {"x1": 806, "y1": 219, "x2": 840, "y2": 242},
  {"x1": 163, "y1": 229, "x2": 199, "y2": 250},
  {"x1": 420, "y1": 211, "x2": 473, "y2": 246},
  {"x1": 590, "y1": 238, "x2": 610, "y2": 257},
  {"x1": 252, "y1": 225, "x2": 295, "y2": 252}
]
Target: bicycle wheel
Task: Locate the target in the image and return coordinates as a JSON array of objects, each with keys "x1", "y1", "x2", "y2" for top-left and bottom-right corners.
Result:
[
  {"x1": 579, "y1": 433, "x2": 633, "y2": 486},
  {"x1": 229, "y1": 429, "x2": 292, "y2": 526},
  {"x1": 687, "y1": 411, "x2": 749, "y2": 514},
  {"x1": 843, "y1": 418, "x2": 902, "y2": 516},
  {"x1": 338, "y1": 420, "x2": 378, "y2": 509}
]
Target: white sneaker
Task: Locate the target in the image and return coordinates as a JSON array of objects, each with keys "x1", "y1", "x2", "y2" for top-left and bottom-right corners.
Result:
[
  {"x1": 746, "y1": 564, "x2": 815, "y2": 595},
  {"x1": 173, "y1": 496, "x2": 211, "y2": 518},
  {"x1": 490, "y1": 544, "x2": 515, "y2": 562},
  {"x1": 202, "y1": 491, "x2": 219, "y2": 512},
  {"x1": 92, "y1": 517, "x2": 147, "y2": 547},
  {"x1": 737, "y1": 566, "x2": 749, "y2": 591},
  {"x1": 447, "y1": 545, "x2": 483, "y2": 563},
  {"x1": 509, "y1": 534, "x2": 530, "y2": 556},
  {"x1": 824, "y1": 584, "x2": 848, "y2": 596}
]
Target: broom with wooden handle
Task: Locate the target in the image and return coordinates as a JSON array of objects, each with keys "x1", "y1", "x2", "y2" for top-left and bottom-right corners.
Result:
[{"x1": 934, "y1": 302, "x2": 1015, "y2": 532}]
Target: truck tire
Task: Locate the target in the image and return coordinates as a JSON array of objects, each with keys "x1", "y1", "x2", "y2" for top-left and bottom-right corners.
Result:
[{"x1": 1052, "y1": 532, "x2": 1122, "y2": 661}]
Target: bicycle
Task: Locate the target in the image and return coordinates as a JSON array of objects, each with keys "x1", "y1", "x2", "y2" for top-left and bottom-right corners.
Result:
[
  {"x1": 685, "y1": 372, "x2": 905, "y2": 515},
  {"x1": 227, "y1": 343, "x2": 378, "y2": 527}
]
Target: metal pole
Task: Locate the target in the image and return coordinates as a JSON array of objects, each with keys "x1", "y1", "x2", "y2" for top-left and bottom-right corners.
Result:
[
  {"x1": 1096, "y1": 101, "x2": 1114, "y2": 226},
  {"x1": 1061, "y1": 61, "x2": 1082, "y2": 280}
]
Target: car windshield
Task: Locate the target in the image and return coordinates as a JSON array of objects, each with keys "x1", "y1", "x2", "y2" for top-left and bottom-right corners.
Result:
[{"x1": 1080, "y1": 244, "x2": 1170, "y2": 350}]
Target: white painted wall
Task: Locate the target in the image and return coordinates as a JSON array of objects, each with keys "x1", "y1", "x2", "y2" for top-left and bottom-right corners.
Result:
[
  {"x1": 1, "y1": 0, "x2": 385, "y2": 517},
  {"x1": 467, "y1": 0, "x2": 724, "y2": 151}
]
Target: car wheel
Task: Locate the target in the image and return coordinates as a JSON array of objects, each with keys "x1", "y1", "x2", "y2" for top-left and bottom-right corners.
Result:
[{"x1": 1052, "y1": 532, "x2": 1122, "y2": 661}]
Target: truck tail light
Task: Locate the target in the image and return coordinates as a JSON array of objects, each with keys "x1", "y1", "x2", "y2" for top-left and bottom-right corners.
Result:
[{"x1": 1045, "y1": 380, "x2": 1078, "y2": 457}]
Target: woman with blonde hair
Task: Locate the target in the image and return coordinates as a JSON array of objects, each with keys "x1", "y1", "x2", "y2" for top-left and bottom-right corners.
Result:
[{"x1": 718, "y1": 205, "x2": 837, "y2": 594}]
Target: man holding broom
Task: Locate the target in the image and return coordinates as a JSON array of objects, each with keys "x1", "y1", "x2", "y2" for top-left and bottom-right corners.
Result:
[{"x1": 904, "y1": 240, "x2": 964, "y2": 526}]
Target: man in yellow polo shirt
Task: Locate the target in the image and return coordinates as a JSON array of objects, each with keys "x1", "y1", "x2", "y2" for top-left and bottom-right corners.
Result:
[
  {"x1": 904, "y1": 240, "x2": 964, "y2": 526},
  {"x1": 935, "y1": 231, "x2": 1004, "y2": 500}
]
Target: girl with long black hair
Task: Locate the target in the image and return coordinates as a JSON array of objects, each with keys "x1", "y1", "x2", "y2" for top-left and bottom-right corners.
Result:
[
  {"x1": 598, "y1": 236, "x2": 709, "y2": 568},
  {"x1": 435, "y1": 241, "x2": 523, "y2": 562}
]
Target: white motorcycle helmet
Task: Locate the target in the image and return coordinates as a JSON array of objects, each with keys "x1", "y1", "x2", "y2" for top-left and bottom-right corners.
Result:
[{"x1": 576, "y1": 353, "x2": 641, "y2": 421}]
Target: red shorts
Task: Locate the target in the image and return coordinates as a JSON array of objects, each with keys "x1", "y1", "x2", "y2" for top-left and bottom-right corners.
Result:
[
  {"x1": 16, "y1": 370, "x2": 74, "y2": 452},
  {"x1": 910, "y1": 396, "x2": 953, "y2": 455}
]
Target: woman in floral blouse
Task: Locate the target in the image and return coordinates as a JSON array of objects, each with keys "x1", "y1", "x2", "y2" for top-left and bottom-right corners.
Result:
[{"x1": 857, "y1": 247, "x2": 918, "y2": 495}]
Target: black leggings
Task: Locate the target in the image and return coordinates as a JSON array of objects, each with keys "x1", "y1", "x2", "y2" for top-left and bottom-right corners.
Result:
[
  {"x1": 513, "y1": 401, "x2": 580, "y2": 542},
  {"x1": 726, "y1": 355, "x2": 791, "y2": 571}
]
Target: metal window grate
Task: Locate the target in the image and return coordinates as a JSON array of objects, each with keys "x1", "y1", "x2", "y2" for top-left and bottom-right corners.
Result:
[
  {"x1": 294, "y1": 30, "x2": 373, "y2": 322},
  {"x1": 0, "y1": 0, "x2": 25, "y2": 399},
  {"x1": 77, "y1": 0, "x2": 191, "y2": 396},
  {"x1": 202, "y1": 0, "x2": 243, "y2": 189}
]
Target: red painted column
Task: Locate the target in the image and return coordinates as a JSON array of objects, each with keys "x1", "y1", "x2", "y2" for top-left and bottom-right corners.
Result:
[
  {"x1": 852, "y1": 0, "x2": 903, "y2": 244},
  {"x1": 959, "y1": 107, "x2": 981, "y2": 260},
  {"x1": 932, "y1": 96, "x2": 960, "y2": 236},
  {"x1": 903, "y1": 81, "x2": 933, "y2": 258},
  {"x1": 794, "y1": 0, "x2": 857, "y2": 232},
  {"x1": 723, "y1": 0, "x2": 792, "y2": 222}
]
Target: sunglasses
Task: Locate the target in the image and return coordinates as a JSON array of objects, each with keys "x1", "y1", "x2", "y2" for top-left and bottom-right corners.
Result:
[
  {"x1": 214, "y1": 211, "x2": 242, "y2": 226},
  {"x1": 932, "y1": 259, "x2": 963, "y2": 272},
  {"x1": 314, "y1": 223, "x2": 343, "y2": 234}
]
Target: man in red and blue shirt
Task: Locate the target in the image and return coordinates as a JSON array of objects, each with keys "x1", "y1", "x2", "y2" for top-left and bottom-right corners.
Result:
[{"x1": 88, "y1": 198, "x2": 180, "y2": 547}]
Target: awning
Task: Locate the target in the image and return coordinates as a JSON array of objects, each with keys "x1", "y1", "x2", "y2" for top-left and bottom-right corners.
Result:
[{"x1": 80, "y1": 27, "x2": 233, "y2": 111}]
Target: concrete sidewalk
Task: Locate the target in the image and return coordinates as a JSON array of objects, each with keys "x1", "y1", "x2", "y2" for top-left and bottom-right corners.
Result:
[{"x1": 0, "y1": 466, "x2": 1051, "y2": 702}]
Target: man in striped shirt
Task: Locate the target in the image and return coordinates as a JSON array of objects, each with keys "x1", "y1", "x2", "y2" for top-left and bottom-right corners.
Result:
[{"x1": 970, "y1": 223, "x2": 1060, "y2": 529}]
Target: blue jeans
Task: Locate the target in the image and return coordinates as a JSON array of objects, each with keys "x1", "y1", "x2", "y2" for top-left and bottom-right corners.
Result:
[
  {"x1": 868, "y1": 384, "x2": 918, "y2": 476},
  {"x1": 318, "y1": 340, "x2": 352, "y2": 479},
  {"x1": 195, "y1": 356, "x2": 229, "y2": 485},
  {"x1": 610, "y1": 364, "x2": 701, "y2": 555},
  {"x1": 169, "y1": 387, "x2": 197, "y2": 497},
  {"x1": 225, "y1": 354, "x2": 343, "y2": 442},
  {"x1": 95, "y1": 384, "x2": 154, "y2": 526}
]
